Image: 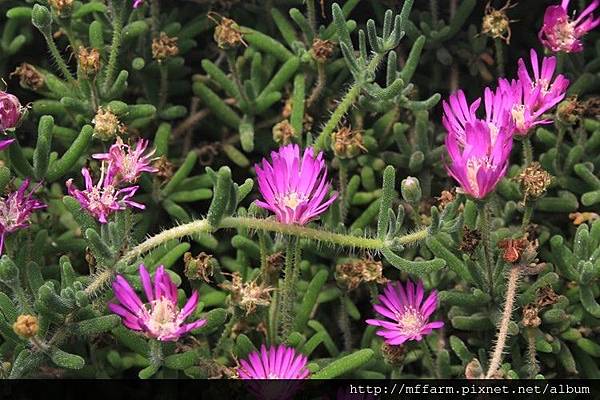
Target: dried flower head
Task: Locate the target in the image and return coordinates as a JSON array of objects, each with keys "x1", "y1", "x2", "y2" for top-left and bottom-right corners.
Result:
[
  {"x1": 482, "y1": 1, "x2": 515, "y2": 43},
  {"x1": 265, "y1": 251, "x2": 284, "y2": 274},
  {"x1": 153, "y1": 155, "x2": 175, "y2": 181},
  {"x1": 184, "y1": 251, "x2": 215, "y2": 283},
  {"x1": 254, "y1": 144, "x2": 337, "y2": 225},
  {"x1": 272, "y1": 120, "x2": 296, "y2": 145},
  {"x1": 459, "y1": 227, "x2": 481, "y2": 254},
  {"x1": 516, "y1": 162, "x2": 552, "y2": 201},
  {"x1": 436, "y1": 189, "x2": 456, "y2": 209},
  {"x1": 311, "y1": 38, "x2": 335, "y2": 63},
  {"x1": 221, "y1": 273, "x2": 272, "y2": 315},
  {"x1": 12, "y1": 314, "x2": 38, "y2": 338},
  {"x1": 366, "y1": 280, "x2": 444, "y2": 345},
  {"x1": 331, "y1": 126, "x2": 366, "y2": 159},
  {"x1": 12, "y1": 63, "x2": 45, "y2": 90},
  {"x1": 78, "y1": 47, "x2": 101, "y2": 76},
  {"x1": 335, "y1": 258, "x2": 387, "y2": 290},
  {"x1": 536, "y1": 286, "x2": 559, "y2": 308},
  {"x1": 539, "y1": 0, "x2": 599, "y2": 53},
  {"x1": 92, "y1": 107, "x2": 123, "y2": 140},
  {"x1": 109, "y1": 264, "x2": 206, "y2": 341},
  {"x1": 569, "y1": 212, "x2": 600, "y2": 225},
  {"x1": 556, "y1": 96, "x2": 584, "y2": 125},
  {"x1": 0, "y1": 180, "x2": 45, "y2": 254},
  {"x1": 152, "y1": 32, "x2": 179, "y2": 61},
  {"x1": 210, "y1": 14, "x2": 246, "y2": 49},
  {"x1": 49, "y1": 0, "x2": 74, "y2": 16},
  {"x1": 498, "y1": 236, "x2": 529, "y2": 264},
  {"x1": 522, "y1": 304, "x2": 541, "y2": 328}
]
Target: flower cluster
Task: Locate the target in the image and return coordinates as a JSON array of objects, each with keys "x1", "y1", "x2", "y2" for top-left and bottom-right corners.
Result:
[
  {"x1": 67, "y1": 137, "x2": 156, "y2": 223},
  {"x1": 0, "y1": 180, "x2": 45, "y2": 254},
  {"x1": 109, "y1": 264, "x2": 206, "y2": 341},
  {"x1": 539, "y1": 0, "x2": 599, "y2": 53},
  {"x1": 442, "y1": 49, "x2": 568, "y2": 199}
]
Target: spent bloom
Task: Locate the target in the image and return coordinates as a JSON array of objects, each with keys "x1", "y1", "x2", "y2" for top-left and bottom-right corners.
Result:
[
  {"x1": 0, "y1": 180, "x2": 45, "y2": 253},
  {"x1": 500, "y1": 49, "x2": 569, "y2": 135},
  {"x1": 93, "y1": 137, "x2": 158, "y2": 184},
  {"x1": 254, "y1": 144, "x2": 337, "y2": 225},
  {"x1": 0, "y1": 91, "x2": 22, "y2": 133},
  {"x1": 109, "y1": 265, "x2": 206, "y2": 341},
  {"x1": 66, "y1": 166, "x2": 144, "y2": 224},
  {"x1": 366, "y1": 280, "x2": 444, "y2": 345},
  {"x1": 238, "y1": 344, "x2": 310, "y2": 379},
  {"x1": 539, "y1": 0, "x2": 599, "y2": 53}
]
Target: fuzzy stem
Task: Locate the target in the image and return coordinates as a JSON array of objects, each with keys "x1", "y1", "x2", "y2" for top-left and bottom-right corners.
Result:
[
  {"x1": 477, "y1": 201, "x2": 496, "y2": 302},
  {"x1": 158, "y1": 64, "x2": 169, "y2": 109},
  {"x1": 84, "y1": 268, "x2": 115, "y2": 297},
  {"x1": 485, "y1": 266, "x2": 520, "y2": 379},
  {"x1": 315, "y1": 54, "x2": 383, "y2": 151},
  {"x1": 420, "y1": 340, "x2": 437, "y2": 378},
  {"x1": 214, "y1": 310, "x2": 236, "y2": 356},
  {"x1": 278, "y1": 237, "x2": 301, "y2": 339},
  {"x1": 522, "y1": 136, "x2": 533, "y2": 166},
  {"x1": 42, "y1": 32, "x2": 76, "y2": 85},
  {"x1": 103, "y1": 0, "x2": 125, "y2": 94},
  {"x1": 526, "y1": 327, "x2": 539, "y2": 378},
  {"x1": 306, "y1": 0, "x2": 317, "y2": 34},
  {"x1": 521, "y1": 202, "x2": 534, "y2": 232},
  {"x1": 150, "y1": 0, "x2": 161, "y2": 37},
  {"x1": 339, "y1": 295, "x2": 353, "y2": 351},
  {"x1": 306, "y1": 62, "x2": 326, "y2": 108},
  {"x1": 122, "y1": 216, "x2": 431, "y2": 264},
  {"x1": 338, "y1": 158, "x2": 349, "y2": 222}
]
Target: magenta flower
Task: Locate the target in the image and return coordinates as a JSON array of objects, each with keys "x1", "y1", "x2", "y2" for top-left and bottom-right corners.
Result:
[
  {"x1": 238, "y1": 344, "x2": 310, "y2": 379},
  {"x1": 500, "y1": 49, "x2": 569, "y2": 135},
  {"x1": 0, "y1": 180, "x2": 45, "y2": 254},
  {"x1": 66, "y1": 166, "x2": 144, "y2": 224},
  {"x1": 0, "y1": 91, "x2": 22, "y2": 132},
  {"x1": 133, "y1": 0, "x2": 144, "y2": 8},
  {"x1": 93, "y1": 137, "x2": 157, "y2": 184},
  {"x1": 366, "y1": 280, "x2": 444, "y2": 345},
  {"x1": 254, "y1": 144, "x2": 337, "y2": 225},
  {"x1": 539, "y1": 0, "x2": 599, "y2": 53},
  {"x1": 0, "y1": 138, "x2": 14, "y2": 151},
  {"x1": 109, "y1": 264, "x2": 206, "y2": 341}
]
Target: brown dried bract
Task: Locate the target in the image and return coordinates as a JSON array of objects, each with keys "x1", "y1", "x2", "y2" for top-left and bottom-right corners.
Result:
[
  {"x1": 498, "y1": 236, "x2": 528, "y2": 264},
  {"x1": 152, "y1": 32, "x2": 179, "y2": 61},
  {"x1": 335, "y1": 258, "x2": 387, "y2": 290},
  {"x1": 11, "y1": 63, "x2": 45, "y2": 90},
  {"x1": 220, "y1": 272, "x2": 273, "y2": 315},
  {"x1": 536, "y1": 286, "x2": 559, "y2": 308},
  {"x1": 459, "y1": 227, "x2": 481, "y2": 254}
]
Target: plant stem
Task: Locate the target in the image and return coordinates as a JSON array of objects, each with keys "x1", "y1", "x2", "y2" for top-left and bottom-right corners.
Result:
[
  {"x1": 494, "y1": 38, "x2": 505, "y2": 77},
  {"x1": 214, "y1": 310, "x2": 236, "y2": 355},
  {"x1": 522, "y1": 136, "x2": 533, "y2": 166},
  {"x1": 103, "y1": 0, "x2": 125, "y2": 94},
  {"x1": 42, "y1": 32, "x2": 76, "y2": 85},
  {"x1": 278, "y1": 237, "x2": 301, "y2": 339},
  {"x1": 477, "y1": 201, "x2": 495, "y2": 302},
  {"x1": 420, "y1": 340, "x2": 437, "y2": 378},
  {"x1": 521, "y1": 202, "x2": 534, "y2": 232},
  {"x1": 525, "y1": 327, "x2": 539, "y2": 378},
  {"x1": 158, "y1": 64, "x2": 168, "y2": 109},
  {"x1": 150, "y1": 0, "x2": 161, "y2": 37},
  {"x1": 485, "y1": 266, "x2": 520, "y2": 379},
  {"x1": 339, "y1": 295, "x2": 353, "y2": 351},
  {"x1": 149, "y1": 339, "x2": 164, "y2": 366},
  {"x1": 338, "y1": 158, "x2": 349, "y2": 222}
]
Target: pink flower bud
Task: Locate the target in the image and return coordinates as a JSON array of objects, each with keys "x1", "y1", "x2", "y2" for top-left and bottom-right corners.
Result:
[{"x1": 0, "y1": 92, "x2": 22, "y2": 132}]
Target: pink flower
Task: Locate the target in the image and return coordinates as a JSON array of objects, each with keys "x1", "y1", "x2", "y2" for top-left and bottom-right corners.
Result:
[
  {"x1": 0, "y1": 180, "x2": 46, "y2": 254},
  {"x1": 133, "y1": 0, "x2": 144, "y2": 8},
  {"x1": 238, "y1": 344, "x2": 310, "y2": 379},
  {"x1": 0, "y1": 139, "x2": 14, "y2": 151},
  {"x1": 254, "y1": 144, "x2": 337, "y2": 225},
  {"x1": 0, "y1": 91, "x2": 22, "y2": 132},
  {"x1": 539, "y1": 0, "x2": 599, "y2": 53},
  {"x1": 66, "y1": 166, "x2": 144, "y2": 224},
  {"x1": 366, "y1": 280, "x2": 444, "y2": 345},
  {"x1": 92, "y1": 137, "x2": 157, "y2": 184},
  {"x1": 109, "y1": 264, "x2": 206, "y2": 341}
]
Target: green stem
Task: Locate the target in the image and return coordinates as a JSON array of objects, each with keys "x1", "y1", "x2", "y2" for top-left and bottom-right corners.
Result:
[
  {"x1": 103, "y1": 0, "x2": 125, "y2": 94},
  {"x1": 315, "y1": 54, "x2": 383, "y2": 151},
  {"x1": 522, "y1": 136, "x2": 533, "y2": 166},
  {"x1": 521, "y1": 202, "x2": 534, "y2": 232},
  {"x1": 339, "y1": 295, "x2": 353, "y2": 351},
  {"x1": 338, "y1": 159, "x2": 349, "y2": 223},
  {"x1": 553, "y1": 122, "x2": 566, "y2": 174},
  {"x1": 150, "y1": 0, "x2": 161, "y2": 37},
  {"x1": 42, "y1": 32, "x2": 76, "y2": 85},
  {"x1": 158, "y1": 64, "x2": 168, "y2": 109},
  {"x1": 278, "y1": 237, "x2": 301, "y2": 339},
  {"x1": 477, "y1": 201, "x2": 495, "y2": 302},
  {"x1": 214, "y1": 310, "x2": 237, "y2": 356},
  {"x1": 306, "y1": 0, "x2": 317, "y2": 35},
  {"x1": 420, "y1": 340, "x2": 437, "y2": 378},
  {"x1": 494, "y1": 38, "x2": 505, "y2": 77}
]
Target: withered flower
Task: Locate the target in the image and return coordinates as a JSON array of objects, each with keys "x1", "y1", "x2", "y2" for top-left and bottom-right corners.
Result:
[
  {"x1": 522, "y1": 304, "x2": 541, "y2": 328},
  {"x1": 331, "y1": 126, "x2": 367, "y2": 159},
  {"x1": 78, "y1": 47, "x2": 101, "y2": 76},
  {"x1": 516, "y1": 162, "x2": 552, "y2": 202},
  {"x1": 220, "y1": 273, "x2": 273, "y2": 315},
  {"x1": 335, "y1": 258, "x2": 387, "y2": 290},
  {"x1": 210, "y1": 13, "x2": 246, "y2": 49},
  {"x1": 152, "y1": 32, "x2": 179, "y2": 61},
  {"x1": 458, "y1": 227, "x2": 481, "y2": 254},
  {"x1": 12, "y1": 63, "x2": 45, "y2": 90},
  {"x1": 184, "y1": 252, "x2": 216, "y2": 283},
  {"x1": 311, "y1": 39, "x2": 335, "y2": 63},
  {"x1": 482, "y1": 1, "x2": 516, "y2": 43},
  {"x1": 272, "y1": 120, "x2": 296, "y2": 145}
]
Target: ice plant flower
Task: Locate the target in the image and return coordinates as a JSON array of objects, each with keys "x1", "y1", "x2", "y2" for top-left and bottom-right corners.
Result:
[
  {"x1": 254, "y1": 144, "x2": 337, "y2": 225},
  {"x1": 442, "y1": 87, "x2": 514, "y2": 146},
  {"x1": 133, "y1": 0, "x2": 144, "y2": 7},
  {"x1": 0, "y1": 91, "x2": 22, "y2": 133},
  {"x1": 539, "y1": 0, "x2": 600, "y2": 53},
  {"x1": 109, "y1": 265, "x2": 206, "y2": 341},
  {"x1": 500, "y1": 49, "x2": 569, "y2": 135},
  {"x1": 93, "y1": 137, "x2": 158, "y2": 184},
  {"x1": 0, "y1": 180, "x2": 46, "y2": 253},
  {"x1": 366, "y1": 280, "x2": 444, "y2": 345},
  {"x1": 66, "y1": 166, "x2": 144, "y2": 224},
  {"x1": 238, "y1": 344, "x2": 310, "y2": 379}
]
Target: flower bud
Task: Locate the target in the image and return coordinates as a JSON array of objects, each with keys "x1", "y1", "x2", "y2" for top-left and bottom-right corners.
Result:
[
  {"x1": 13, "y1": 315, "x2": 38, "y2": 338},
  {"x1": 401, "y1": 176, "x2": 422, "y2": 204},
  {"x1": 0, "y1": 92, "x2": 22, "y2": 132},
  {"x1": 31, "y1": 4, "x2": 52, "y2": 33}
]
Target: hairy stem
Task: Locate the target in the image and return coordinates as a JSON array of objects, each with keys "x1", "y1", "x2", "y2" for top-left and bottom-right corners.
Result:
[
  {"x1": 103, "y1": 0, "x2": 125, "y2": 94},
  {"x1": 522, "y1": 136, "x2": 533, "y2": 166},
  {"x1": 485, "y1": 266, "x2": 520, "y2": 379},
  {"x1": 477, "y1": 201, "x2": 495, "y2": 302},
  {"x1": 278, "y1": 237, "x2": 301, "y2": 339},
  {"x1": 494, "y1": 38, "x2": 505, "y2": 77},
  {"x1": 42, "y1": 32, "x2": 76, "y2": 85}
]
